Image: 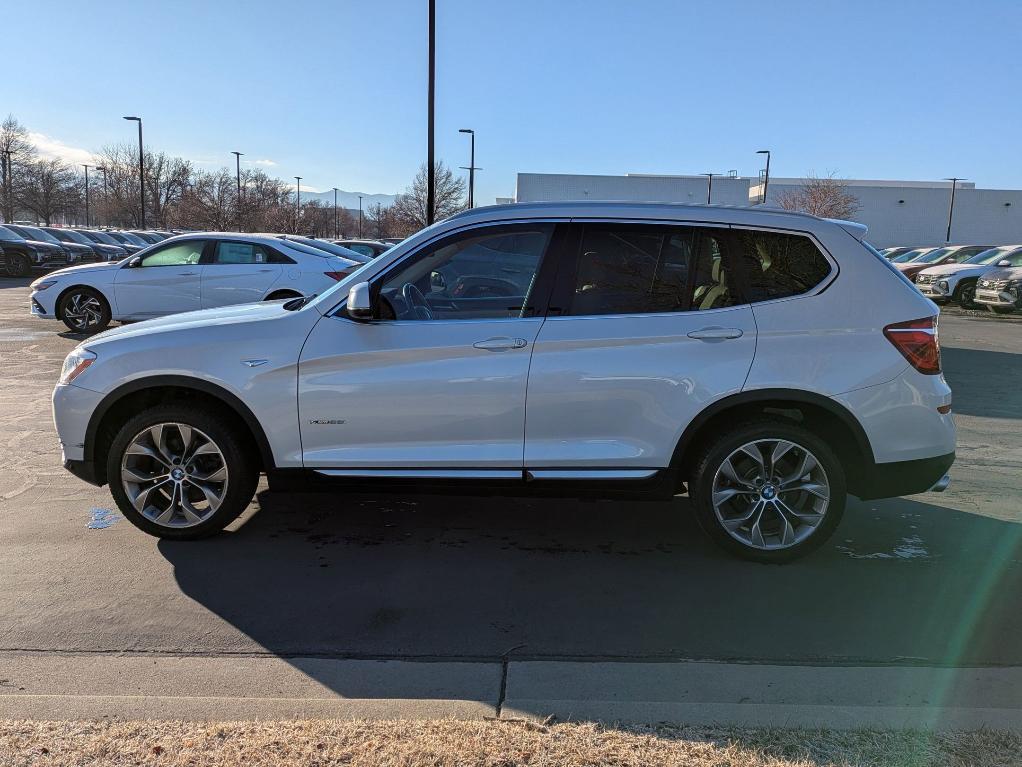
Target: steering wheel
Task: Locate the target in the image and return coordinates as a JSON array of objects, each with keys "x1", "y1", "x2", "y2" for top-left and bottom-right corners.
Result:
[{"x1": 401, "y1": 282, "x2": 433, "y2": 320}]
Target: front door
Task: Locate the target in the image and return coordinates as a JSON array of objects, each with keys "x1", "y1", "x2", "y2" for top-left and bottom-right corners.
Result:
[
  {"x1": 201, "y1": 240, "x2": 284, "y2": 308},
  {"x1": 524, "y1": 222, "x2": 757, "y2": 470},
  {"x1": 298, "y1": 222, "x2": 558, "y2": 470},
  {"x1": 113, "y1": 239, "x2": 206, "y2": 319}
]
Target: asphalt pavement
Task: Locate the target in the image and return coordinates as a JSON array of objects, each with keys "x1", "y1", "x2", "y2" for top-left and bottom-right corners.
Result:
[{"x1": 1, "y1": 277, "x2": 1020, "y2": 725}]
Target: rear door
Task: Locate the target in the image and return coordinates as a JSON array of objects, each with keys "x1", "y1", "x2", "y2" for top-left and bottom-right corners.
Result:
[
  {"x1": 112, "y1": 239, "x2": 207, "y2": 318},
  {"x1": 200, "y1": 240, "x2": 284, "y2": 308},
  {"x1": 523, "y1": 221, "x2": 757, "y2": 472}
]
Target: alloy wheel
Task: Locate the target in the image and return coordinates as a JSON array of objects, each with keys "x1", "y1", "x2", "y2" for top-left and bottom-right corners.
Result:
[
  {"x1": 64, "y1": 292, "x2": 104, "y2": 331},
  {"x1": 120, "y1": 423, "x2": 229, "y2": 529},
  {"x1": 711, "y1": 439, "x2": 830, "y2": 550}
]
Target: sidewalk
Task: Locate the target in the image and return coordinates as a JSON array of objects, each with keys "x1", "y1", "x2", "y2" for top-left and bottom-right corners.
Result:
[{"x1": 2, "y1": 652, "x2": 1019, "y2": 729}]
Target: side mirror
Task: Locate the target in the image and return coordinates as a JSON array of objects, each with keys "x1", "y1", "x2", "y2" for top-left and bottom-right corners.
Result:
[
  {"x1": 128, "y1": 256, "x2": 142, "y2": 268},
  {"x1": 430, "y1": 270, "x2": 446, "y2": 290},
  {"x1": 346, "y1": 281, "x2": 373, "y2": 320},
  {"x1": 997, "y1": 260, "x2": 1011, "y2": 267}
]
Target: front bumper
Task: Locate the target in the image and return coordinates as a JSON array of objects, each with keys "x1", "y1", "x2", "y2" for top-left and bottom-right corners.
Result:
[
  {"x1": 856, "y1": 452, "x2": 955, "y2": 500},
  {"x1": 30, "y1": 288, "x2": 58, "y2": 318},
  {"x1": 64, "y1": 458, "x2": 102, "y2": 486},
  {"x1": 52, "y1": 382, "x2": 105, "y2": 465},
  {"x1": 974, "y1": 288, "x2": 1018, "y2": 308},
  {"x1": 917, "y1": 282, "x2": 949, "y2": 301}
]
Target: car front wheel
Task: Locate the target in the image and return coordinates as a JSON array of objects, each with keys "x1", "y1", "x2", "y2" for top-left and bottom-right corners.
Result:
[
  {"x1": 691, "y1": 419, "x2": 846, "y2": 563},
  {"x1": 59, "y1": 287, "x2": 111, "y2": 333},
  {"x1": 955, "y1": 281, "x2": 977, "y2": 309},
  {"x1": 5, "y1": 254, "x2": 31, "y2": 278},
  {"x1": 107, "y1": 405, "x2": 259, "y2": 539}
]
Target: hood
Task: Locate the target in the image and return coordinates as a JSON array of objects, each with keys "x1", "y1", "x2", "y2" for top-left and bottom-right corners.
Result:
[
  {"x1": 917, "y1": 262, "x2": 992, "y2": 278},
  {"x1": 83, "y1": 300, "x2": 295, "y2": 348},
  {"x1": 48, "y1": 261, "x2": 123, "y2": 278},
  {"x1": 979, "y1": 266, "x2": 1022, "y2": 283},
  {"x1": 21, "y1": 239, "x2": 64, "y2": 253}
]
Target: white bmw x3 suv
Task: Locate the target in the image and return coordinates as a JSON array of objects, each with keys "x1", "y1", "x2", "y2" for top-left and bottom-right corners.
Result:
[
  {"x1": 52, "y1": 203, "x2": 955, "y2": 562},
  {"x1": 30, "y1": 233, "x2": 363, "y2": 333}
]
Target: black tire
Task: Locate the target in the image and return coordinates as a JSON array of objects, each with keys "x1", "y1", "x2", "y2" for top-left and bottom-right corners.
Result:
[
  {"x1": 58, "y1": 286, "x2": 112, "y2": 333},
  {"x1": 954, "y1": 280, "x2": 977, "y2": 309},
  {"x1": 5, "y1": 253, "x2": 31, "y2": 278},
  {"x1": 690, "y1": 418, "x2": 846, "y2": 563},
  {"x1": 106, "y1": 404, "x2": 259, "y2": 540}
]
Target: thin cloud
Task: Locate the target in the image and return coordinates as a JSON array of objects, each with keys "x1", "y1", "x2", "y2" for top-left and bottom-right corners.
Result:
[
  {"x1": 28, "y1": 132, "x2": 96, "y2": 166},
  {"x1": 248, "y1": 158, "x2": 276, "y2": 167}
]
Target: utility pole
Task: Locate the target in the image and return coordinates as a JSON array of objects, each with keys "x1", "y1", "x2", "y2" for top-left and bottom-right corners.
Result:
[
  {"x1": 358, "y1": 195, "x2": 363, "y2": 237},
  {"x1": 458, "y1": 128, "x2": 478, "y2": 208},
  {"x1": 700, "y1": 173, "x2": 717, "y2": 205},
  {"x1": 231, "y1": 151, "x2": 244, "y2": 231},
  {"x1": 123, "y1": 116, "x2": 144, "y2": 228},
  {"x1": 1, "y1": 149, "x2": 11, "y2": 223},
  {"x1": 294, "y1": 176, "x2": 302, "y2": 230},
  {"x1": 332, "y1": 187, "x2": 339, "y2": 238},
  {"x1": 426, "y1": 0, "x2": 436, "y2": 225},
  {"x1": 944, "y1": 177, "x2": 965, "y2": 243},
  {"x1": 82, "y1": 164, "x2": 92, "y2": 226}
]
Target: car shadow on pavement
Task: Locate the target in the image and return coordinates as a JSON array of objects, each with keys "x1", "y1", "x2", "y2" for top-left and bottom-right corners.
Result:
[
  {"x1": 942, "y1": 346, "x2": 1022, "y2": 420},
  {"x1": 157, "y1": 489, "x2": 1022, "y2": 701}
]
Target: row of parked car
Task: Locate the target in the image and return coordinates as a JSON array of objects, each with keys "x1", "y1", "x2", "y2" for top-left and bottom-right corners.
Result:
[{"x1": 880, "y1": 244, "x2": 1022, "y2": 313}]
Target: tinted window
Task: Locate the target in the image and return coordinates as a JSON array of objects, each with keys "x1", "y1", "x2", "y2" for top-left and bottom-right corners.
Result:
[
  {"x1": 379, "y1": 224, "x2": 553, "y2": 321},
  {"x1": 566, "y1": 225, "x2": 737, "y2": 316},
  {"x1": 212, "y1": 241, "x2": 275, "y2": 264},
  {"x1": 0, "y1": 226, "x2": 24, "y2": 241},
  {"x1": 731, "y1": 230, "x2": 831, "y2": 302},
  {"x1": 140, "y1": 241, "x2": 205, "y2": 267},
  {"x1": 347, "y1": 244, "x2": 376, "y2": 258}
]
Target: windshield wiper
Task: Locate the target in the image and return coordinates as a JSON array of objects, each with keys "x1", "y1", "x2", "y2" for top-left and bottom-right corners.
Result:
[{"x1": 283, "y1": 294, "x2": 316, "y2": 311}]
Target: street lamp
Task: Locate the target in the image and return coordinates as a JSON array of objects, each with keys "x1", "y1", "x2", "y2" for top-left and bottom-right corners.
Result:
[
  {"x1": 358, "y1": 195, "x2": 363, "y2": 238},
  {"x1": 756, "y1": 149, "x2": 771, "y2": 204},
  {"x1": 332, "y1": 187, "x2": 339, "y2": 239},
  {"x1": 294, "y1": 176, "x2": 302, "y2": 228},
  {"x1": 700, "y1": 173, "x2": 718, "y2": 205},
  {"x1": 426, "y1": 0, "x2": 436, "y2": 225},
  {"x1": 458, "y1": 128, "x2": 478, "y2": 208},
  {"x1": 95, "y1": 166, "x2": 107, "y2": 226},
  {"x1": 231, "y1": 151, "x2": 243, "y2": 231},
  {"x1": 82, "y1": 164, "x2": 92, "y2": 227},
  {"x1": 944, "y1": 177, "x2": 966, "y2": 243},
  {"x1": 123, "y1": 116, "x2": 144, "y2": 228},
  {"x1": 2, "y1": 148, "x2": 13, "y2": 223}
]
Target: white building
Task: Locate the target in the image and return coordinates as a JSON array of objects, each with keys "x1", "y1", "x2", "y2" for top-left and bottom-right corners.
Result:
[{"x1": 513, "y1": 173, "x2": 1022, "y2": 248}]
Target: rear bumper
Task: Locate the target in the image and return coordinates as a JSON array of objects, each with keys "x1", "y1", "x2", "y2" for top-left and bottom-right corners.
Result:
[{"x1": 855, "y1": 451, "x2": 955, "y2": 500}]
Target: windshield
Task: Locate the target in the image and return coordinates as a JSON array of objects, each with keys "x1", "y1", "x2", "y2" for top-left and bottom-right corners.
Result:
[
  {"x1": 20, "y1": 226, "x2": 63, "y2": 245},
  {"x1": 0, "y1": 225, "x2": 25, "y2": 242},
  {"x1": 290, "y1": 237, "x2": 371, "y2": 262},
  {"x1": 86, "y1": 231, "x2": 121, "y2": 245},
  {"x1": 913, "y1": 248, "x2": 953, "y2": 264},
  {"x1": 47, "y1": 228, "x2": 92, "y2": 245},
  {"x1": 891, "y1": 248, "x2": 929, "y2": 263},
  {"x1": 968, "y1": 247, "x2": 1018, "y2": 265}
]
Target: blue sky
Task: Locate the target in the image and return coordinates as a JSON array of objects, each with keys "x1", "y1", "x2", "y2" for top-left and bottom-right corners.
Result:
[{"x1": 5, "y1": 0, "x2": 1021, "y2": 203}]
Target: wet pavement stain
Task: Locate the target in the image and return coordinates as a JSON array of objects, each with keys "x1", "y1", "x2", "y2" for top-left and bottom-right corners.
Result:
[{"x1": 87, "y1": 508, "x2": 122, "y2": 529}]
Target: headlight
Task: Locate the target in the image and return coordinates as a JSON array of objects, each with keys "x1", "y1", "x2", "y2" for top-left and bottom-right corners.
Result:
[
  {"x1": 31, "y1": 279, "x2": 58, "y2": 291},
  {"x1": 59, "y1": 348, "x2": 97, "y2": 385}
]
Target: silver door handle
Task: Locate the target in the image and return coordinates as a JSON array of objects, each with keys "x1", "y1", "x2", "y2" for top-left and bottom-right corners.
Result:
[
  {"x1": 473, "y1": 337, "x2": 528, "y2": 351},
  {"x1": 687, "y1": 327, "x2": 743, "y2": 340}
]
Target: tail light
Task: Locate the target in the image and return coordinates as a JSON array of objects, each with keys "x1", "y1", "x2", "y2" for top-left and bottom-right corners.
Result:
[
  {"x1": 323, "y1": 271, "x2": 351, "y2": 281},
  {"x1": 883, "y1": 316, "x2": 941, "y2": 374}
]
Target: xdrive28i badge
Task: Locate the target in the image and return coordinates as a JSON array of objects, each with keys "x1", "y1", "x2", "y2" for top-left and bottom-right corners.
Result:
[{"x1": 309, "y1": 419, "x2": 346, "y2": 425}]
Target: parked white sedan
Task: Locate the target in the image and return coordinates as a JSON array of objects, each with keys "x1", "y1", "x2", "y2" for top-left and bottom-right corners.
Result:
[{"x1": 29, "y1": 233, "x2": 364, "y2": 333}]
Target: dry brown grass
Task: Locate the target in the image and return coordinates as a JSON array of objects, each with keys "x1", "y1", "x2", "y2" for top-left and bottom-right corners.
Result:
[{"x1": 1, "y1": 718, "x2": 1020, "y2": 767}]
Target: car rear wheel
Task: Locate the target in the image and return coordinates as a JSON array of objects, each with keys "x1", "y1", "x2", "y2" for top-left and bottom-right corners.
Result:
[
  {"x1": 690, "y1": 419, "x2": 846, "y2": 563},
  {"x1": 954, "y1": 280, "x2": 977, "y2": 309},
  {"x1": 107, "y1": 405, "x2": 259, "y2": 540},
  {"x1": 990, "y1": 305, "x2": 1017, "y2": 315},
  {"x1": 59, "y1": 287, "x2": 111, "y2": 333},
  {"x1": 5, "y1": 254, "x2": 30, "y2": 278}
]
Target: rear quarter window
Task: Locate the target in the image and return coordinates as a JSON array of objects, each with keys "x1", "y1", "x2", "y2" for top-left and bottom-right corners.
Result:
[{"x1": 732, "y1": 230, "x2": 832, "y2": 302}]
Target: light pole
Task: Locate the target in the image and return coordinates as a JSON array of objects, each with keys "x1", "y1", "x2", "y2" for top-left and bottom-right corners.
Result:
[
  {"x1": 944, "y1": 177, "x2": 965, "y2": 243},
  {"x1": 756, "y1": 149, "x2": 771, "y2": 204},
  {"x1": 458, "y1": 128, "x2": 478, "y2": 208},
  {"x1": 96, "y1": 166, "x2": 107, "y2": 226},
  {"x1": 231, "y1": 151, "x2": 243, "y2": 231},
  {"x1": 2, "y1": 148, "x2": 13, "y2": 223},
  {"x1": 358, "y1": 195, "x2": 363, "y2": 238},
  {"x1": 123, "y1": 116, "x2": 144, "y2": 228},
  {"x1": 700, "y1": 173, "x2": 718, "y2": 205},
  {"x1": 426, "y1": 0, "x2": 436, "y2": 225},
  {"x1": 82, "y1": 164, "x2": 92, "y2": 226},
  {"x1": 332, "y1": 187, "x2": 339, "y2": 239},
  {"x1": 294, "y1": 176, "x2": 302, "y2": 229}
]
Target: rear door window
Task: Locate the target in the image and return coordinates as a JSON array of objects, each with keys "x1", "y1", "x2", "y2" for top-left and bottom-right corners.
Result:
[{"x1": 730, "y1": 229, "x2": 832, "y2": 302}]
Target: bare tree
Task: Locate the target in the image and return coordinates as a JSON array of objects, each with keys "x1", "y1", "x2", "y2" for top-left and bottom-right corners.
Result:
[
  {"x1": 363, "y1": 201, "x2": 392, "y2": 239},
  {"x1": 776, "y1": 173, "x2": 860, "y2": 219},
  {"x1": 145, "y1": 152, "x2": 192, "y2": 228},
  {"x1": 177, "y1": 169, "x2": 236, "y2": 231},
  {"x1": 0, "y1": 114, "x2": 37, "y2": 223},
  {"x1": 20, "y1": 158, "x2": 77, "y2": 225},
  {"x1": 391, "y1": 161, "x2": 466, "y2": 233}
]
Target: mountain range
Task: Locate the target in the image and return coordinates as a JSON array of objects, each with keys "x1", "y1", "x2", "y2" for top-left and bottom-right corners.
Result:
[{"x1": 299, "y1": 189, "x2": 398, "y2": 210}]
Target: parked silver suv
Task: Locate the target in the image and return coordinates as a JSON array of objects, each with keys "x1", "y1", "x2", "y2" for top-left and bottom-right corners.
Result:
[{"x1": 52, "y1": 203, "x2": 955, "y2": 561}]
